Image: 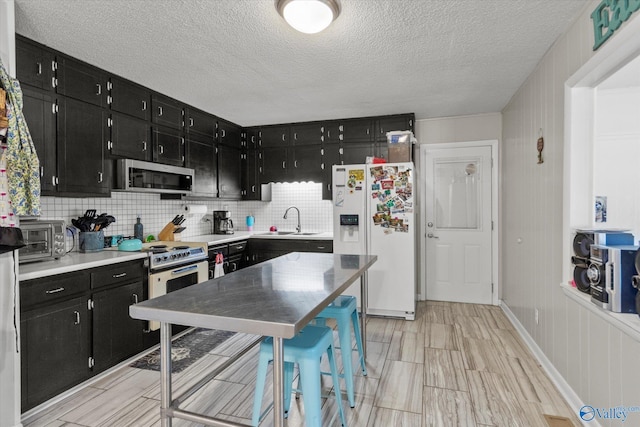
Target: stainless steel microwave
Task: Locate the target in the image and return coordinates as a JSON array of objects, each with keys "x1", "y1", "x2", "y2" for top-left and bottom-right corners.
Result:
[
  {"x1": 115, "y1": 159, "x2": 194, "y2": 195},
  {"x1": 19, "y1": 220, "x2": 66, "y2": 263}
]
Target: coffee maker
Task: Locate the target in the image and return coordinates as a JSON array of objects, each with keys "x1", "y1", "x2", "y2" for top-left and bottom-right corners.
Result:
[{"x1": 213, "y1": 211, "x2": 234, "y2": 234}]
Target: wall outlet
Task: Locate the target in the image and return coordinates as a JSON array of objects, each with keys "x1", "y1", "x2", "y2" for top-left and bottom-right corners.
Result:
[{"x1": 535, "y1": 308, "x2": 539, "y2": 325}]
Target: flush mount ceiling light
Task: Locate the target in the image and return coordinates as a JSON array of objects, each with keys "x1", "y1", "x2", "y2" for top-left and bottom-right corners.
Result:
[{"x1": 276, "y1": 0, "x2": 341, "y2": 34}]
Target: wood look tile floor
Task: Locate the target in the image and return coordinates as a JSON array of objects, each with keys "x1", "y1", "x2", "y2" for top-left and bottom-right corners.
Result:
[{"x1": 23, "y1": 301, "x2": 581, "y2": 427}]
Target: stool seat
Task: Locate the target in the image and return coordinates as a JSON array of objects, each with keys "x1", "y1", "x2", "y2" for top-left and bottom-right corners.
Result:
[
  {"x1": 252, "y1": 325, "x2": 347, "y2": 427},
  {"x1": 314, "y1": 295, "x2": 367, "y2": 408}
]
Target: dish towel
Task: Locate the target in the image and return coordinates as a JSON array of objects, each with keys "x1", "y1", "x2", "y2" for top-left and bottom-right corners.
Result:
[{"x1": 0, "y1": 57, "x2": 41, "y2": 219}]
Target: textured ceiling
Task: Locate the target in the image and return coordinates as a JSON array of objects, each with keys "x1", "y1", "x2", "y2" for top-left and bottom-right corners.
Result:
[{"x1": 14, "y1": 0, "x2": 589, "y2": 127}]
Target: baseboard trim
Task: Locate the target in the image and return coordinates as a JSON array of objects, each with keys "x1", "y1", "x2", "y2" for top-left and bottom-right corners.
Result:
[{"x1": 499, "y1": 300, "x2": 595, "y2": 427}]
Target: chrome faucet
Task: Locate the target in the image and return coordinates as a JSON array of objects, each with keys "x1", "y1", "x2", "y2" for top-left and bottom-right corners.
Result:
[{"x1": 283, "y1": 206, "x2": 301, "y2": 233}]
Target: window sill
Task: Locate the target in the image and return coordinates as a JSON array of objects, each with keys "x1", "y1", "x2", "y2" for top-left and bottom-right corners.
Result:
[{"x1": 561, "y1": 283, "x2": 640, "y2": 342}]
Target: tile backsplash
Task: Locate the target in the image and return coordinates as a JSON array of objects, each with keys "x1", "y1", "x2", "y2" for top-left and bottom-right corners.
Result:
[{"x1": 36, "y1": 182, "x2": 333, "y2": 249}]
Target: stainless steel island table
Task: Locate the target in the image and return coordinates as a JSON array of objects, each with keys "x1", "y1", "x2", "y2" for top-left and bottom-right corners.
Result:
[{"x1": 130, "y1": 252, "x2": 377, "y2": 427}]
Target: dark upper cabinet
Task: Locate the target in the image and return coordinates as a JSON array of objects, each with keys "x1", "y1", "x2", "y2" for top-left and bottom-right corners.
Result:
[
  {"x1": 291, "y1": 123, "x2": 323, "y2": 145},
  {"x1": 374, "y1": 114, "x2": 414, "y2": 141},
  {"x1": 109, "y1": 112, "x2": 150, "y2": 161},
  {"x1": 218, "y1": 119, "x2": 241, "y2": 147},
  {"x1": 186, "y1": 132, "x2": 217, "y2": 197},
  {"x1": 260, "y1": 125, "x2": 289, "y2": 147},
  {"x1": 56, "y1": 55, "x2": 106, "y2": 108},
  {"x1": 57, "y1": 97, "x2": 110, "y2": 195},
  {"x1": 151, "y1": 94, "x2": 183, "y2": 129},
  {"x1": 21, "y1": 87, "x2": 56, "y2": 194},
  {"x1": 186, "y1": 108, "x2": 215, "y2": 136},
  {"x1": 109, "y1": 77, "x2": 150, "y2": 121},
  {"x1": 341, "y1": 142, "x2": 374, "y2": 165},
  {"x1": 323, "y1": 121, "x2": 343, "y2": 143},
  {"x1": 16, "y1": 36, "x2": 54, "y2": 90},
  {"x1": 342, "y1": 118, "x2": 374, "y2": 143},
  {"x1": 217, "y1": 143, "x2": 242, "y2": 199},
  {"x1": 21, "y1": 296, "x2": 91, "y2": 411},
  {"x1": 290, "y1": 145, "x2": 322, "y2": 182},
  {"x1": 260, "y1": 147, "x2": 288, "y2": 183},
  {"x1": 322, "y1": 143, "x2": 342, "y2": 200},
  {"x1": 245, "y1": 127, "x2": 259, "y2": 150},
  {"x1": 152, "y1": 126, "x2": 184, "y2": 167},
  {"x1": 242, "y1": 149, "x2": 260, "y2": 200}
]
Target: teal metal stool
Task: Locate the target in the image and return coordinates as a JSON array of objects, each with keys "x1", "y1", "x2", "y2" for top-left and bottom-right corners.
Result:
[
  {"x1": 314, "y1": 295, "x2": 367, "y2": 408},
  {"x1": 251, "y1": 325, "x2": 347, "y2": 427}
]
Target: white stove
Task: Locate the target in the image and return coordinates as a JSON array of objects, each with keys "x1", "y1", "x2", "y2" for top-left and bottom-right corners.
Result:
[{"x1": 143, "y1": 241, "x2": 208, "y2": 271}]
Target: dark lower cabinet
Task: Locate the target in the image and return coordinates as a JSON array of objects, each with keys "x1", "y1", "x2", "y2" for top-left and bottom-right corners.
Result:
[
  {"x1": 245, "y1": 239, "x2": 333, "y2": 266},
  {"x1": 21, "y1": 260, "x2": 147, "y2": 412},
  {"x1": 21, "y1": 296, "x2": 91, "y2": 411},
  {"x1": 93, "y1": 281, "x2": 145, "y2": 373}
]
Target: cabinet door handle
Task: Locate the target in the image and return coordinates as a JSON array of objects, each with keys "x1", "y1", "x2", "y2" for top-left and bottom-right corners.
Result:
[
  {"x1": 316, "y1": 246, "x2": 326, "y2": 250},
  {"x1": 142, "y1": 141, "x2": 147, "y2": 151},
  {"x1": 40, "y1": 166, "x2": 44, "y2": 178},
  {"x1": 98, "y1": 172, "x2": 103, "y2": 183},
  {"x1": 221, "y1": 129, "x2": 226, "y2": 138},
  {"x1": 45, "y1": 287, "x2": 65, "y2": 294},
  {"x1": 158, "y1": 106, "x2": 163, "y2": 116},
  {"x1": 294, "y1": 132, "x2": 297, "y2": 140},
  {"x1": 96, "y1": 84, "x2": 102, "y2": 95},
  {"x1": 282, "y1": 161, "x2": 286, "y2": 169},
  {"x1": 252, "y1": 185, "x2": 256, "y2": 192},
  {"x1": 36, "y1": 62, "x2": 42, "y2": 75},
  {"x1": 74, "y1": 311, "x2": 80, "y2": 325},
  {"x1": 112, "y1": 272, "x2": 127, "y2": 278},
  {"x1": 159, "y1": 145, "x2": 164, "y2": 155},
  {"x1": 282, "y1": 133, "x2": 286, "y2": 141},
  {"x1": 189, "y1": 117, "x2": 194, "y2": 127},
  {"x1": 142, "y1": 100, "x2": 147, "y2": 111},
  {"x1": 132, "y1": 293, "x2": 139, "y2": 304},
  {"x1": 294, "y1": 160, "x2": 298, "y2": 168}
]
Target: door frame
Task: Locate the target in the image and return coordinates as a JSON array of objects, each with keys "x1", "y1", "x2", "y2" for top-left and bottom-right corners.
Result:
[{"x1": 418, "y1": 140, "x2": 499, "y2": 305}]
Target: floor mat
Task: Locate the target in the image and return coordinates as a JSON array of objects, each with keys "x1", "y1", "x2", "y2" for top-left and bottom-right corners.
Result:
[{"x1": 130, "y1": 328, "x2": 235, "y2": 373}]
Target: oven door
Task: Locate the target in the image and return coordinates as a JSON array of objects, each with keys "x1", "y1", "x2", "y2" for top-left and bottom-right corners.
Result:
[{"x1": 148, "y1": 260, "x2": 208, "y2": 331}]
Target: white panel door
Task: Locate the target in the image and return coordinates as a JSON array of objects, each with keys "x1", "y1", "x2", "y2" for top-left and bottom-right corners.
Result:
[{"x1": 425, "y1": 146, "x2": 493, "y2": 304}]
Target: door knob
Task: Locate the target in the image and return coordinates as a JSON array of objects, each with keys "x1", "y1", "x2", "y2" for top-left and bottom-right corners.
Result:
[
  {"x1": 427, "y1": 233, "x2": 439, "y2": 239},
  {"x1": 427, "y1": 222, "x2": 433, "y2": 227}
]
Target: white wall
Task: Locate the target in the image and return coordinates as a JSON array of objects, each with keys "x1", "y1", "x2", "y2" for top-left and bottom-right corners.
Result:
[
  {"x1": 415, "y1": 113, "x2": 502, "y2": 145},
  {"x1": 502, "y1": 0, "x2": 640, "y2": 422}
]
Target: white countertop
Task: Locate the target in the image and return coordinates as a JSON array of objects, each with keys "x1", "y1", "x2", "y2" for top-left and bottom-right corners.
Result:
[
  {"x1": 19, "y1": 231, "x2": 334, "y2": 281},
  {"x1": 19, "y1": 250, "x2": 148, "y2": 281},
  {"x1": 188, "y1": 231, "x2": 333, "y2": 245}
]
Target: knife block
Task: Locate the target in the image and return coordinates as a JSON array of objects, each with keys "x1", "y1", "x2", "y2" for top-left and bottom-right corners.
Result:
[{"x1": 158, "y1": 222, "x2": 182, "y2": 241}]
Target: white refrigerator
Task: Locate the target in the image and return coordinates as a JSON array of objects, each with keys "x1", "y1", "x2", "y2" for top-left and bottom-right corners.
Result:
[{"x1": 332, "y1": 163, "x2": 416, "y2": 320}]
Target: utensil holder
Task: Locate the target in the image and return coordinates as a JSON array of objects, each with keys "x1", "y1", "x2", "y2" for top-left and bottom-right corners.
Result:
[{"x1": 79, "y1": 230, "x2": 104, "y2": 253}]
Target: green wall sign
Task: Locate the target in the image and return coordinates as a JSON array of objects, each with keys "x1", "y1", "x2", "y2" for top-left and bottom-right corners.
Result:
[{"x1": 591, "y1": 0, "x2": 640, "y2": 50}]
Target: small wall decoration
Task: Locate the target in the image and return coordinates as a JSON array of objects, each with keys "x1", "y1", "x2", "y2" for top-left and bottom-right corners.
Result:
[
  {"x1": 595, "y1": 196, "x2": 607, "y2": 223},
  {"x1": 537, "y1": 129, "x2": 544, "y2": 164},
  {"x1": 591, "y1": 0, "x2": 640, "y2": 50}
]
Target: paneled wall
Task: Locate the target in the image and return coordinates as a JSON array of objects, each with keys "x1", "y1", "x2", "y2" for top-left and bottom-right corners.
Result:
[{"x1": 501, "y1": 0, "x2": 640, "y2": 423}]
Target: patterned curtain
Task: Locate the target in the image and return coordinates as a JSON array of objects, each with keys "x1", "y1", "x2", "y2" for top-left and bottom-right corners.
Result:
[{"x1": 0, "y1": 58, "x2": 41, "y2": 219}]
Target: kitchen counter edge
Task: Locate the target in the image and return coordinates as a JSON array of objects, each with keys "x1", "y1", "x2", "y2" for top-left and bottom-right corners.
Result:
[{"x1": 19, "y1": 251, "x2": 148, "y2": 281}]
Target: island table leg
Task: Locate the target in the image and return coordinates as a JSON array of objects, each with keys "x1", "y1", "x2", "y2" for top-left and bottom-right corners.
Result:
[
  {"x1": 272, "y1": 337, "x2": 285, "y2": 427},
  {"x1": 361, "y1": 270, "x2": 368, "y2": 358},
  {"x1": 160, "y1": 322, "x2": 173, "y2": 427}
]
